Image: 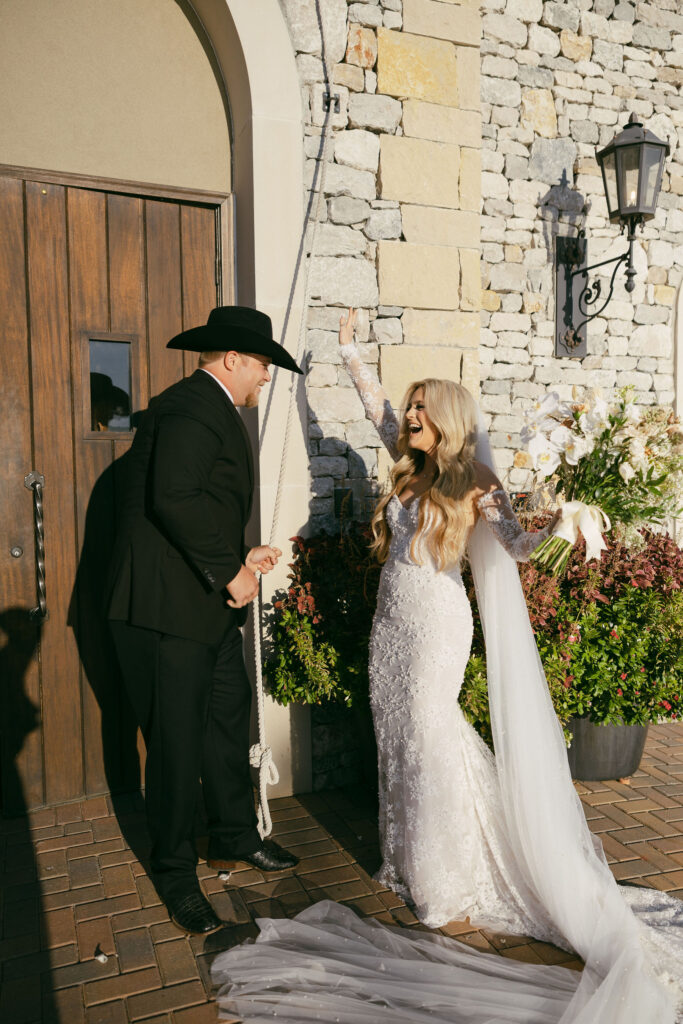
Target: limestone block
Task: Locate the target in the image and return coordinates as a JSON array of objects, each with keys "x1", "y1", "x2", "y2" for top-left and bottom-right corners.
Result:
[
  {"x1": 370, "y1": 317, "x2": 403, "y2": 345},
  {"x1": 323, "y1": 162, "x2": 377, "y2": 202},
  {"x1": 521, "y1": 89, "x2": 558, "y2": 138},
  {"x1": 380, "y1": 345, "x2": 464, "y2": 406},
  {"x1": 481, "y1": 290, "x2": 501, "y2": 312},
  {"x1": 315, "y1": 224, "x2": 366, "y2": 256},
  {"x1": 460, "y1": 148, "x2": 481, "y2": 213},
  {"x1": 482, "y1": 171, "x2": 508, "y2": 199},
  {"x1": 335, "y1": 129, "x2": 380, "y2": 172},
  {"x1": 328, "y1": 197, "x2": 371, "y2": 224},
  {"x1": 348, "y1": 92, "x2": 402, "y2": 132},
  {"x1": 346, "y1": 4, "x2": 382, "y2": 28},
  {"x1": 490, "y1": 312, "x2": 531, "y2": 332},
  {"x1": 541, "y1": 2, "x2": 579, "y2": 32},
  {"x1": 378, "y1": 241, "x2": 460, "y2": 309},
  {"x1": 482, "y1": 56, "x2": 518, "y2": 80},
  {"x1": 461, "y1": 349, "x2": 480, "y2": 395},
  {"x1": 482, "y1": 14, "x2": 527, "y2": 47},
  {"x1": 307, "y1": 363, "x2": 339, "y2": 387},
  {"x1": 460, "y1": 250, "x2": 482, "y2": 311},
  {"x1": 654, "y1": 285, "x2": 676, "y2": 306},
  {"x1": 505, "y1": 0, "x2": 543, "y2": 23},
  {"x1": 456, "y1": 46, "x2": 481, "y2": 112},
  {"x1": 402, "y1": 100, "x2": 481, "y2": 148},
  {"x1": 403, "y1": 309, "x2": 480, "y2": 347},
  {"x1": 311, "y1": 476, "x2": 334, "y2": 497},
  {"x1": 482, "y1": 77, "x2": 522, "y2": 108},
  {"x1": 307, "y1": 329, "x2": 342, "y2": 364},
  {"x1": 333, "y1": 63, "x2": 366, "y2": 92},
  {"x1": 297, "y1": 54, "x2": 325, "y2": 84},
  {"x1": 346, "y1": 24, "x2": 378, "y2": 69},
  {"x1": 632, "y1": 24, "x2": 672, "y2": 50},
  {"x1": 281, "y1": 0, "x2": 348, "y2": 62},
  {"x1": 648, "y1": 240, "x2": 675, "y2": 269},
  {"x1": 308, "y1": 386, "x2": 366, "y2": 424},
  {"x1": 379, "y1": 136, "x2": 460, "y2": 207},
  {"x1": 346, "y1": 418, "x2": 382, "y2": 449},
  {"x1": 310, "y1": 256, "x2": 379, "y2": 307},
  {"x1": 593, "y1": 40, "x2": 623, "y2": 72},
  {"x1": 403, "y1": 0, "x2": 482, "y2": 47},
  {"x1": 488, "y1": 262, "x2": 527, "y2": 293},
  {"x1": 310, "y1": 455, "x2": 350, "y2": 478},
  {"x1": 528, "y1": 138, "x2": 577, "y2": 185},
  {"x1": 528, "y1": 24, "x2": 561, "y2": 57},
  {"x1": 522, "y1": 292, "x2": 544, "y2": 314},
  {"x1": 376, "y1": 29, "x2": 458, "y2": 105},
  {"x1": 401, "y1": 206, "x2": 480, "y2": 248},
  {"x1": 613, "y1": 2, "x2": 634, "y2": 21},
  {"x1": 634, "y1": 304, "x2": 670, "y2": 326},
  {"x1": 365, "y1": 208, "x2": 403, "y2": 240}
]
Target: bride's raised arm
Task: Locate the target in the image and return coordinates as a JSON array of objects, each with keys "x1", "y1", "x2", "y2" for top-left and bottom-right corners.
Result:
[
  {"x1": 338, "y1": 308, "x2": 400, "y2": 461},
  {"x1": 473, "y1": 461, "x2": 559, "y2": 562}
]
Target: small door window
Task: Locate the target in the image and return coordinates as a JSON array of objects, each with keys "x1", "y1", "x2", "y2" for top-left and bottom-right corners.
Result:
[{"x1": 84, "y1": 335, "x2": 135, "y2": 437}]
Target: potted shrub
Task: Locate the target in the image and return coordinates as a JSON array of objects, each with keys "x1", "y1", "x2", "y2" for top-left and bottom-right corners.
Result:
[
  {"x1": 516, "y1": 387, "x2": 683, "y2": 778},
  {"x1": 264, "y1": 525, "x2": 381, "y2": 791}
]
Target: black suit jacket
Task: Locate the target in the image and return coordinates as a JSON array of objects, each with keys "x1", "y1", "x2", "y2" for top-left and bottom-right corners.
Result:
[{"x1": 107, "y1": 370, "x2": 254, "y2": 643}]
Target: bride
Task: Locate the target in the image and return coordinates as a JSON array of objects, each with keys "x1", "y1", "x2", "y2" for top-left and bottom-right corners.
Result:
[{"x1": 212, "y1": 309, "x2": 682, "y2": 1022}]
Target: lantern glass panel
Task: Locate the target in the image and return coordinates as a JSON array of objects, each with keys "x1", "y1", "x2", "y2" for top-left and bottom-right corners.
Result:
[
  {"x1": 601, "y1": 151, "x2": 618, "y2": 216},
  {"x1": 619, "y1": 144, "x2": 640, "y2": 211},
  {"x1": 642, "y1": 144, "x2": 663, "y2": 211}
]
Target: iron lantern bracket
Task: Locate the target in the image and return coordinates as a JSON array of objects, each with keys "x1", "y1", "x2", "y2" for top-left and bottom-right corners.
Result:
[{"x1": 555, "y1": 224, "x2": 637, "y2": 358}]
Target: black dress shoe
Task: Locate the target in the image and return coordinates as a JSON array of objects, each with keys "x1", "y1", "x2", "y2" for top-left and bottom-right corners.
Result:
[
  {"x1": 207, "y1": 839, "x2": 299, "y2": 873},
  {"x1": 166, "y1": 888, "x2": 224, "y2": 935}
]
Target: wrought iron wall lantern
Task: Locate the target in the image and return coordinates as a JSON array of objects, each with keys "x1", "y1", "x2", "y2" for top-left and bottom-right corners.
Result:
[{"x1": 555, "y1": 114, "x2": 670, "y2": 358}]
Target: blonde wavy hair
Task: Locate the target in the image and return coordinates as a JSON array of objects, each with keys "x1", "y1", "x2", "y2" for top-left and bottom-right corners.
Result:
[{"x1": 370, "y1": 378, "x2": 480, "y2": 571}]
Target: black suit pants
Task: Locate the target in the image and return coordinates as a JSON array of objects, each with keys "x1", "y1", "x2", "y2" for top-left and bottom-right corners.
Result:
[{"x1": 110, "y1": 619, "x2": 260, "y2": 900}]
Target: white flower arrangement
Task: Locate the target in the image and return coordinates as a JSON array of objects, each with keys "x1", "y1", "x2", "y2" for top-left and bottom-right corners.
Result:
[{"x1": 518, "y1": 386, "x2": 683, "y2": 574}]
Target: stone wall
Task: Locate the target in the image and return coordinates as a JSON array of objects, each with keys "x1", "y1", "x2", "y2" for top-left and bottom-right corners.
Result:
[
  {"x1": 280, "y1": 0, "x2": 483, "y2": 530},
  {"x1": 479, "y1": 0, "x2": 683, "y2": 487}
]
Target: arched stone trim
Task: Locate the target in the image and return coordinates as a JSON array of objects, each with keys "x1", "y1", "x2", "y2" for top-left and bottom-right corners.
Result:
[{"x1": 189, "y1": 0, "x2": 312, "y2": 793}]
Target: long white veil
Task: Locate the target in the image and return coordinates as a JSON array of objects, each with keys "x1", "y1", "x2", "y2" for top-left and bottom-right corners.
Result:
[{"x1": 470, "y1": 419, "x2": 674, "y2": 1023}]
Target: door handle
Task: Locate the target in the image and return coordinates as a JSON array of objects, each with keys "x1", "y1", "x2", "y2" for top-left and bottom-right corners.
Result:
[{"x1": 24, "y1": 470, "x2": 48, "y2": 621}]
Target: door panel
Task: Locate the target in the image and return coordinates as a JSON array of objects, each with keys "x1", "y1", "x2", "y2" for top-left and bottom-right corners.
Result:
[
  {"x1": 26, "y1": 181, "x2": 84, "y2": 805},
  {"x1": 0, "y1": 174, "x2": 227, "y2": 813}
]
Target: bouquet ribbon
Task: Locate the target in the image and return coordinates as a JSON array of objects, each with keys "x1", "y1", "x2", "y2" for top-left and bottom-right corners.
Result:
[{"x1": 552, "y1": 500, "x2": 611, "y2": 562}]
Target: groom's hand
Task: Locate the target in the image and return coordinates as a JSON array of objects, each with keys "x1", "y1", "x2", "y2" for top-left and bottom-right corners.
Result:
[
  {"x1": 246, "y1": 545, "x2": 282, "y2": 575},
  {"x1": 225, "y1": 565, "x2": 260, "y2": 608}
]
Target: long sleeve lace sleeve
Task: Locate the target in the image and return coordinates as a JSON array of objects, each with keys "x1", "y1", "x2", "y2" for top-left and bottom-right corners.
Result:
[
  {"x1": 476, "y1": 489, "x2": 553, "y2": 562},
  {"x1": 340, "y1": 342, "x2": 400, "y2": 461}
]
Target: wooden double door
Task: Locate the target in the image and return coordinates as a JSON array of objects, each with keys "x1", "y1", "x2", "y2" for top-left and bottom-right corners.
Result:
[{"x1": 0, "y1": 170, "x2": 229, "y2": 813}]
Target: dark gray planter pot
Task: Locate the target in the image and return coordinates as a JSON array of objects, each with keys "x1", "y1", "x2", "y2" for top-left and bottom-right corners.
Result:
[{"x1": 567, "y1": 717, "x2": 649, "y2": 781}]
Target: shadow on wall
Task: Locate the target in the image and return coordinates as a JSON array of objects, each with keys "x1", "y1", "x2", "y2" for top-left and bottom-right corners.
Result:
[
  {"x1": 538, "y1": 170, "x2": 589, "y2": 264},
  {"x1": 69, "y1": 448, "x2": 152, "y2": 873},
  {"x1": 0, "y1": 609, "x2": 59, "y2": 1022}
]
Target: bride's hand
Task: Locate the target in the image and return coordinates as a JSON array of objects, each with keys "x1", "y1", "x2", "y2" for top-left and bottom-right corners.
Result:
[{"x1": 339, "y1": 307, "x2": 357, "y2": 346}]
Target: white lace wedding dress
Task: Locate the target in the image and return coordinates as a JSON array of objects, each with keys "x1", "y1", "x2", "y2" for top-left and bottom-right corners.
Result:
[{"x1": 212, "y1": 344, "x2": 683, "y2": 1023}]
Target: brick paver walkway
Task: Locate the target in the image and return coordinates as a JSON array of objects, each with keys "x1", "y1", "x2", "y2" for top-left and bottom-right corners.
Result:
[{"x1": 1, "y1": 723, "x2": 682, "y2": 1023}]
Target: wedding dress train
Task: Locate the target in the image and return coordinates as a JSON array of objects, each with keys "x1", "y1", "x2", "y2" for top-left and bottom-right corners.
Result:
[{"x1": 211, "y1": 344, "x2": 683, "y2": 1021}]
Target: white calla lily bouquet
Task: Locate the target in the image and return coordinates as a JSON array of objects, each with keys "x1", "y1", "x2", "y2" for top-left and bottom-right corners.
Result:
[{"x1": 519, "y1": 387, "x2": 683, "y2": 575}]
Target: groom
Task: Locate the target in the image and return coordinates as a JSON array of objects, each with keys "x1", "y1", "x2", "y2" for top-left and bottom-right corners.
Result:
[{"x1": 107, "y1": 306, "x2": 302, "y2": 935}]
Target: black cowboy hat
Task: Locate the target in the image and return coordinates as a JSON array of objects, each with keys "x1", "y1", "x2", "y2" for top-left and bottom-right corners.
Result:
[{"x1": 167, "y1": 306, "x2": 302, "y2": 374}]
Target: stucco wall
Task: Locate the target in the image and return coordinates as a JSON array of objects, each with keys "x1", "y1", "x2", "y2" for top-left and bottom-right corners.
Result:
[{"x1": 0, "y1": 0, "x2": 231, "y2": 192}]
